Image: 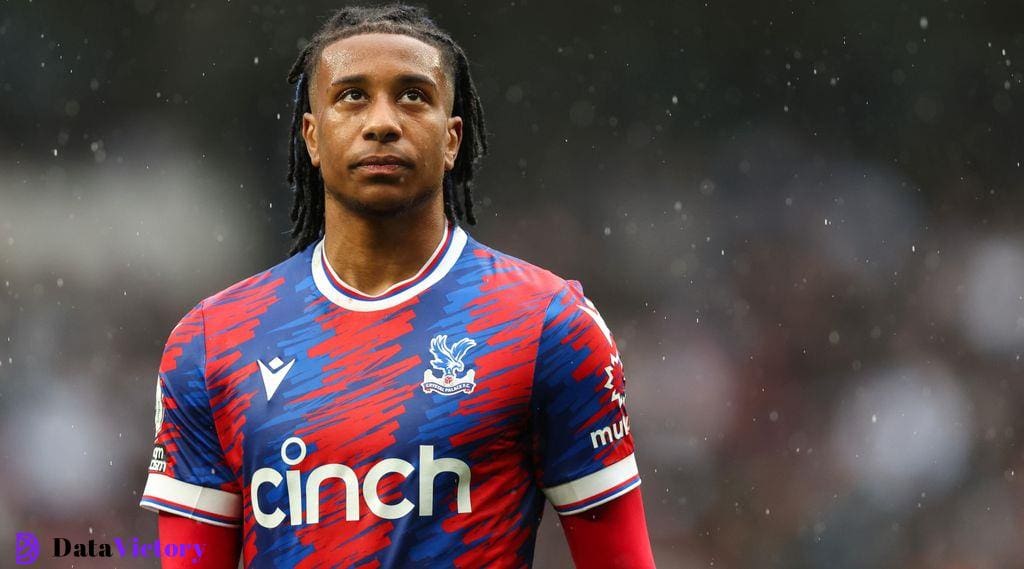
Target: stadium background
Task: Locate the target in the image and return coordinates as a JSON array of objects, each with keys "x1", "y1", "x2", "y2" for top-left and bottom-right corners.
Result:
[{"x1": 2, "y1": 1, "x2": 1024, "y2": 567}]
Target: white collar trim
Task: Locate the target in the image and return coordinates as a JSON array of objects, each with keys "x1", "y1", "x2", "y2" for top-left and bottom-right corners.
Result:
[{"x1": 311, "y1": 225, "x2": 467, "y2": 312}]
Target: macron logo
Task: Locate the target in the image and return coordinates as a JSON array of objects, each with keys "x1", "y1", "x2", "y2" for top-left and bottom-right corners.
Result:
[{"x1": 258, "y1": 356, "x2": 295, "y2": 401}]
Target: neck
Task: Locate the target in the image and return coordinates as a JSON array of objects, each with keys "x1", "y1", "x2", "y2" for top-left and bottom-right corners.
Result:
[{"x1": 321, "y1": 194, "x2": 448, "y2": 297}]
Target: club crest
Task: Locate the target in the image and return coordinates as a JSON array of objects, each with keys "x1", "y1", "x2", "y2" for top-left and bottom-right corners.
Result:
[{"x1": 422, "y1": 334, "x2": 478, "y2": 396}]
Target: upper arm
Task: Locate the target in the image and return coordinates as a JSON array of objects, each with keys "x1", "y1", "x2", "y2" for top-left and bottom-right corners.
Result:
[
  {"x1": 560, "y1": 487, "x2": 656, "y2": 569},
  {"x1": 139, "y1": 302, "x2": 243, "y2": 528},
  {"x1": 158, "y1": 511, "x2": 242, "y2": 568},
  {"x1": 531, "y1": 280, "x2": 641, "y2": 516}
]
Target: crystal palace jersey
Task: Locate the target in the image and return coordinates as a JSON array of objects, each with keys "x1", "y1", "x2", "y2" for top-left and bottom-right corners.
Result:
[{"x1": 139, "y1": 221, "x2": 640, "y2": 568}]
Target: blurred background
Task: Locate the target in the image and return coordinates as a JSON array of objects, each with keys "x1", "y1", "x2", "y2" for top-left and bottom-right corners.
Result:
[{"x1": 2, "y1": 1, "x2": 1024, "y2": 567}]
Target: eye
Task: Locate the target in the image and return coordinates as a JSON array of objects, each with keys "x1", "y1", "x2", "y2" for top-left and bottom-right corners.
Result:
[
  {"x1": 401, "y1": 89, "x2": 427, "y2": 103},
  {"x1": 339, "y1": 89, "x2": 365, "y2": 102}
]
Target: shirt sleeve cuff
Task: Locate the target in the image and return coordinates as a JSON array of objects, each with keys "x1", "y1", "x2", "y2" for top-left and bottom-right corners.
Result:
[
  {"x1": 542, "y1": 453, "x2": 642, "y2": 516},
  {"x1": 139, "y1": 472, "x2": 242, "y2": 528}
]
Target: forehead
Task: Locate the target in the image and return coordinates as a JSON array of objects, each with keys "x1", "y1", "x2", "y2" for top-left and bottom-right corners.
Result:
[{"x1": 317, "y1": 33, "x2": 446, "y2": 82}]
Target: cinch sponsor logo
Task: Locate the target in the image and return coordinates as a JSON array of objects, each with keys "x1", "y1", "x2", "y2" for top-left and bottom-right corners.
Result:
[
  {"x1": 12, "y1": 531, "x2": 206, "y2": 565},
  {"x1": 251, "y1": 437, "x2": 472, "y2": 528}
]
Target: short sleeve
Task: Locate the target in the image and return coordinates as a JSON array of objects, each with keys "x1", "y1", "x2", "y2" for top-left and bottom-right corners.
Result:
[
  {"x1": 138, "y1": 302, "x2": 242, "y2": 528},
  {"x1": 531, "y1": 280, "x2": 641, "y2": 515}
]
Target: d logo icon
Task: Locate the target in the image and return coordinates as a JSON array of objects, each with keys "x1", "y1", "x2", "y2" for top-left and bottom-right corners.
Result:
[{"x1": 15, "y1": 532, "x2": 40, "y2": 565}]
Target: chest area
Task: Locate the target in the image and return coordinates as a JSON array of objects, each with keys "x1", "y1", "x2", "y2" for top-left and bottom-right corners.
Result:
[{"x1": 206, "y1": 302, "x2": 543, "y2": 475}]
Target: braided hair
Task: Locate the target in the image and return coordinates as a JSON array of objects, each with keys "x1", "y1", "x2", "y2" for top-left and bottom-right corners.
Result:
[{"x1": 285, "y1": 4, "x2": 488, "y2": 256}]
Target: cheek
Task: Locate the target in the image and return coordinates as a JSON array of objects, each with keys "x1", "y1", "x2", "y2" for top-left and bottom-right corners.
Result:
[
  {"x1": 320, "y1": 114, "x2": 357, "y2": 145},
  {"x1": 315, "y1": 117, "x2": 358, "y2": 167},
  {"x1": 424, "y1": 121, "x2": 454, "y2": 166}
]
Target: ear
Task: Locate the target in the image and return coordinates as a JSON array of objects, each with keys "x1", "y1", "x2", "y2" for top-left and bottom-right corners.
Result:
[
  {"x1": 443, "y1": 115, "x2": 463, "y2": 172},
  {"x1": 301, "y1": 112, "x2": 320, "y2": 167}
]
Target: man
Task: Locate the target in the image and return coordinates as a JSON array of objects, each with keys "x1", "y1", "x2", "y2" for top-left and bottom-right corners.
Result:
[{"x1": 139, "y1": 5, "x2": 655, "y2": 568}]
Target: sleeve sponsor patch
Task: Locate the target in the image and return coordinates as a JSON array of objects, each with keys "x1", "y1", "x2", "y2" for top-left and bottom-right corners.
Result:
[{"x1": 149, "y1": 445, "x2": 167, "y2": 473}]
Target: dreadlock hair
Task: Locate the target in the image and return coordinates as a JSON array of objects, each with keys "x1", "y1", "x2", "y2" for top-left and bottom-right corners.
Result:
[{"x1": 285, "y1": 3, "x2": 488, "y2": 256}]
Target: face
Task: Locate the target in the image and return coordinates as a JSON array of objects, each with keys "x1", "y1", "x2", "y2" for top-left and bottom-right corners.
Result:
[{"x1": 301, "y1": 33, "x2": 463, "y2": 218}]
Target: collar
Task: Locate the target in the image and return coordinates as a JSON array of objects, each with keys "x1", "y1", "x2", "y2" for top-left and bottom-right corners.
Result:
[{"x1": 311, "y1": 221, "x2": 466, "y2": 312}]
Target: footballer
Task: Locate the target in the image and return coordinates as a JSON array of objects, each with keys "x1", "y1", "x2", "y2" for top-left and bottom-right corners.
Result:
[{"x1": 139, "y1": 5, "x2": 656, "y2": 568}]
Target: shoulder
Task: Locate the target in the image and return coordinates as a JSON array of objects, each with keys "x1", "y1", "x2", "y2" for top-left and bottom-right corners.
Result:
[
  {"x1": 460, "y1": 231, "x2": 581, "y2": 305},
  {"x1": 464, "y1": 234, "x2": 608, "y2": 344},
  {"x1": 177, "y1": 245, "x2": 314, "y2": 334},
  {"x1": 209, "y1": 248, "x2": 309, "y2": 306}
]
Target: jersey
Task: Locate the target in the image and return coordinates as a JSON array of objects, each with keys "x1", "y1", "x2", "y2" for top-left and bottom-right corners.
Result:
[{"x1": 139, "y1": 221, "x2": 640, "y2": 568}]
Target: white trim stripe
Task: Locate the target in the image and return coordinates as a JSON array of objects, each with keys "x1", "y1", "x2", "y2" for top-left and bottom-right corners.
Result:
[
  {"x1": 553, "y1": 477, "x2": 641, "y2": 516},
  {"x1": 312, "y1": 225, "x2": 467, "y2": 312},
  {"x1": 139, "y1": 498, "x2": 240, "y2": 528},
  {"x1": 542, "y1": 453, "x2": 640, "y2": 514},
  {"x1": 321, "y1": 220, "x2": 451, "y2": 299},
  {"x1": 140, "y1": 473, "x2": 242, "y2": 527}
]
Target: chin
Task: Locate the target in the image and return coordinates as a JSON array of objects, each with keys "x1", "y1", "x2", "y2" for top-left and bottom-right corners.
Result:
[{"x1": 332, "y1": 183, "x2": 437, "y2": 218}]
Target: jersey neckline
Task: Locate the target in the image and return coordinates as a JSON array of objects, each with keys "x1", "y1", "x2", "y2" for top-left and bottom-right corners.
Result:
[{"x1": 310, "y1": 221, "x2": 466, "y2": 312}]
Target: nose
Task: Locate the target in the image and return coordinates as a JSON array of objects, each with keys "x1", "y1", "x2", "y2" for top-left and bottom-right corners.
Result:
[{"x1": 361, "y1": 98, "x2": 402, "y2": 143}]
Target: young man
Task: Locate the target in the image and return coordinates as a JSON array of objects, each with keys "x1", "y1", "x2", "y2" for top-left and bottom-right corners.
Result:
[{"x1": 139, "y1": 5, "x2": 655, "y2": 568}]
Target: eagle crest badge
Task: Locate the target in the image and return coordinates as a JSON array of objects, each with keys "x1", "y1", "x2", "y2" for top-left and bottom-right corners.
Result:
[{"x1": 421, "y1": 334, "x2": 478, "y2": 396}]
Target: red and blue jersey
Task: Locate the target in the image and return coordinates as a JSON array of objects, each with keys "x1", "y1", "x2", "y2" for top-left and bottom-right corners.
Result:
[{"x1": 139, "y1": 221, "x2": 640, "y2": 568}]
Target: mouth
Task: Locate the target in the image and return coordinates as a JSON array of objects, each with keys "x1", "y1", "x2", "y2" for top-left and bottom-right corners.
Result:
[{"x1": 350, "y1": 155, "x2": 414, "y2": 175}]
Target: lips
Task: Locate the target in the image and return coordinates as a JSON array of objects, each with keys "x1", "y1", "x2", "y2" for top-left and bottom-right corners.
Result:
[{"x1": 351, "y1": 155, "x2": 414, "y2": 169}]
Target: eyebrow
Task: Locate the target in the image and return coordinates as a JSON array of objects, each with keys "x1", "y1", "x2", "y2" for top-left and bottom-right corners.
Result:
[{"x1": 331, "y1": 73, "x2": 438, "y2": 89}]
